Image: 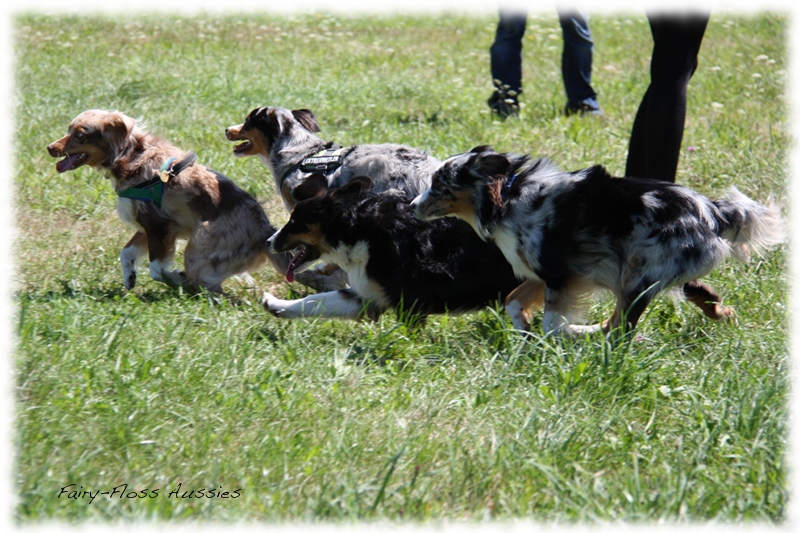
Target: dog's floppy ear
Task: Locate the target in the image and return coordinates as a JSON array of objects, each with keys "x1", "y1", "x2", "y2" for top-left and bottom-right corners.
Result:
[
  {"x1": 471, "y1": 152, "x2": 511, "y2": 180},
  {"x1": 470, "y1": 145, "x2": 496, "y2": 154},
  {"x1": 104, "y1": 111, "x2": 136, "y2": 156},
  {"x1": 292, "y1": 173, "x2": 328, "y2": 202},
  {"x1": 329, "y1": 176, "x2": 372, "y2": 208},
  {"x1": 292, "y1": 109, "x2": 321, "y2": 133}
]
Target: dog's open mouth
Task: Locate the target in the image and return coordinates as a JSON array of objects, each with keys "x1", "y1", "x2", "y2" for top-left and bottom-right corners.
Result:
[
  {"x1": 284, "y1": 244, "x2": 323, "y2": 282},
  {"x1": 285, "y1": 246, "x2": 307, "y2": 283},
  {"x1": 55, "y1": 153, "x2": 88, "y2": 173},
  {"x1": 232, "y1": 141, "x2": 252, "y2": 155}
]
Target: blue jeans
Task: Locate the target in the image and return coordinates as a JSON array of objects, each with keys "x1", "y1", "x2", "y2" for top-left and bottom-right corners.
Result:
[{"x1": 489, "y1": 9, "x2": 599, "y2": 111}]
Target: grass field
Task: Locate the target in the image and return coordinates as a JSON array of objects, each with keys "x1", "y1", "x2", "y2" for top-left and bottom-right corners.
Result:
[{"x1": 12, "y1": 10, "x2": 789, "y2": 524}]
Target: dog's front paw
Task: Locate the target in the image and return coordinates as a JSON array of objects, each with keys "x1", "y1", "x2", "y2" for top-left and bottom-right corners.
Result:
[
  {"x1": 124, "y1": 270, "x2": 137, "y2": 290},
  {"x1": 121, "y1": 249, "x2": 140, "y2": 290},
  {"x1": 262, "y1": 291, "x2": 288, "y2": 317},
  {"x1": 717, "y1": 305, "x2": 738, "y2": 324},
  {"x1": 150, "y1": 261, "x2": 189, "y2": 288}
]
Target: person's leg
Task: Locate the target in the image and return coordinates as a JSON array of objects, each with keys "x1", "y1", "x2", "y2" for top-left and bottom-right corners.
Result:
[
  {"x1": 558, "y1": 9, "x2": 601, "y2": 115},
  {"x1": 625, "y1": 13, "x2": 710, "y2": 182},
  {"x1": 489, "y1": 10, "x2": 527, "y2": 117}
]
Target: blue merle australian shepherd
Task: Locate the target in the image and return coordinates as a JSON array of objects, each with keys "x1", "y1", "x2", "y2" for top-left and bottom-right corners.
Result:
[{"x1": 412, "y1": 146, "x2": 783, "y2": 337}]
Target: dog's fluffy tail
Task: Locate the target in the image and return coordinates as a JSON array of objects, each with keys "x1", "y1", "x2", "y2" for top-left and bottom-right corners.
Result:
[{"x1": 714, "y1": 187, "x2": 784, "y2": 263}]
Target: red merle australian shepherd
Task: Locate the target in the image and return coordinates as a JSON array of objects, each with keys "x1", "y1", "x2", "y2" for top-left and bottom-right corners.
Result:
[
  {"x1": 264, "y1": 174, "x2": 544, "y2": 326},
  {"x1": 412, "y1": 146, "x2": 783, "y2": 337},
  {"x1": 47, "y1": 109, "x2": 333, "y2": 293}
]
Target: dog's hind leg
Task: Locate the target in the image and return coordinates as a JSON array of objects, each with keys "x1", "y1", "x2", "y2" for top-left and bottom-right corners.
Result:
[
  {"x1": 603, "y1": 281, "x2": 660, "y2": 336},
  {"x1": 120, "y1": 231, "x2": 148, "y2": 289},
  {"x1": 262, "y1": 289, "x2": 377, "y2": 320},
  {"x1": 504, "y1": 280, "x2": 545, "y2": 330},
  {"x1": 145, "y1": 223, "x2": 188, "y2": 289},
  {"x1": 541, "y1": 286, "x2": 602, "y2": 337},
  {"x1": 682, "y1": 280, "x2": 736, "y2": 321}
]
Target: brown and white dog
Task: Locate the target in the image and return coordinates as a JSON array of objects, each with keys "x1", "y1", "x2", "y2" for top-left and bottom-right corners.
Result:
[
  {"x1": 47, "y1": 109, "x2": 332, "y2": 293},
  {"x1": 412, "y1": 146, "x2": 783, "y2": 336}
]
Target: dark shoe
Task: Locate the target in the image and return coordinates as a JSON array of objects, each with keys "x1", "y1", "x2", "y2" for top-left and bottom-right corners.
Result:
[
  {"x1": 488, "y1": 81, "x2": 521, "y2": 118},
  {"x1": 488, "y1": 93, "x2": 519, "y2": 118},
  {"x1": 564, "y1": 103, "x2": 602, "y2": 117}
]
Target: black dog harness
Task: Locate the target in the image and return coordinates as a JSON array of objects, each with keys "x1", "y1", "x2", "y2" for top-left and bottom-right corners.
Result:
[
  {"x1": 299, "y1": 146, "x2": 348, "y2": 173},
  {"x1": 116, "y1": 152, "x2": 197, "y2": 208}
]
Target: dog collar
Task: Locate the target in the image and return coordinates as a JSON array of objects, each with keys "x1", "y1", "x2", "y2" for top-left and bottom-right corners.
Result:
[
  {"x1": 116, "y1": 152, "x2": 197, "y2": 208},
  {"x1": 300, "y1": 146, "x2": 347, "y2": 173},
  {"x1": 501, "y1": 173, "x2": 519, "y2": 200}
]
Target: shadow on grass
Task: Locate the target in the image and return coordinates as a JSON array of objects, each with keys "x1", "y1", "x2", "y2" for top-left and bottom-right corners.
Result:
[{"x1": 15, "y1": 279, "x2": 248, "y2": 306}]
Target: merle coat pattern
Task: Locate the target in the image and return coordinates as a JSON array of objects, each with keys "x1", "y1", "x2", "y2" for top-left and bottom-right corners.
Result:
[
  {"x1": 225, "y1": 106, "x2": 439, "y2": 212},
  {"x1": 412, "y1": 146, "x2": 783, "y2": 336}
]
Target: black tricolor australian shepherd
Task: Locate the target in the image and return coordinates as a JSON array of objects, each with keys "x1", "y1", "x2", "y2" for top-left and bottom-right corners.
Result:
[
  {"x1": 412, "y1": 146, "x2": 783, "y2": 336},
  {"x1": 264, "y1": 174, "x2": 544, "y2": 325}
]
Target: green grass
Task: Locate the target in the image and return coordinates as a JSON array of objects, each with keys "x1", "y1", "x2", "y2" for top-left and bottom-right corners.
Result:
[{"x1": 13, "y1": 11, "x2": 789, "y2": 524}]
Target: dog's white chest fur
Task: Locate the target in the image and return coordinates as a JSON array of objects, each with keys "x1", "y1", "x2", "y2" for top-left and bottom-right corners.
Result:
[
  {"x1": 324, "y1": 241, "x2": 391, "y2": 308},
  {"x1": 493, "y1": 225, "x2": 541, "y2": 281},
  {"x1": 116, "y1": 197, "x2": 145, "y2": 232}
]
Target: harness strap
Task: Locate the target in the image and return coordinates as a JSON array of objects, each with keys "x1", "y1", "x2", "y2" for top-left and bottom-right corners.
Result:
[
  {"x1": 299, "y1": 146, "x2": 347, "y2": 173},
  {"x1": 116, "y1": 152, "x2": 197, "y2": 208}
]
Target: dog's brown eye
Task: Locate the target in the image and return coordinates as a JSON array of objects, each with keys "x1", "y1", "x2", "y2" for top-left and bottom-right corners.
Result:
[{"x1": 74, "y1": 131, "x2": 86, "y2": 142}]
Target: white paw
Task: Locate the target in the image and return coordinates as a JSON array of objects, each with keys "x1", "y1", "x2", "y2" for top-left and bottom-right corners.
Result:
[
  {"x1": 505, "y1": 300, "x2": 530, "y2": 331},
  {"x1": 149, "y1": 261, "x2": 187, "y2": 288},
  {"x1": 262, "y1": 292, "x2": 289, "y2": 317},
  {"x1": 120, "y1": 249, "x2": 140, "y2": 289}
]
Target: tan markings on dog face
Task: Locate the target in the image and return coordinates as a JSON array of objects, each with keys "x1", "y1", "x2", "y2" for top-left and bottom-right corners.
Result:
[
  {"x1": 225, "y1": 122, "x2": 269, "y2": 158},
  {"x1": 426, "y1": 187, "x2": 478, "y2": 221},
  {"x1": 281, "y1": 180, "x2": 297, "y2": 210},
  {"x1": 47, "y1": 110, "x2": 134, "y2": 173},
  {"x1": 273, "y1": 222, "x2": 325, "y2": 254}
]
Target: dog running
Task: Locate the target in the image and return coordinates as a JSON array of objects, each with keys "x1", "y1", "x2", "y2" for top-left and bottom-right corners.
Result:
[
  {"x1": 47, "y1": 109, "x2": 332, "y2": 293},
  {"x1": 225, "y1": 106, "x2": 439, "y2": 211},
  {"x1": 412, "y1": 146, "x2": 783, "y2": 336},
  {"x1": 263, "y1": 174, "x2": 543, "y2": 327},
  {"x1": 225, "y1": 105, "x2": 442, "y2": 289}
]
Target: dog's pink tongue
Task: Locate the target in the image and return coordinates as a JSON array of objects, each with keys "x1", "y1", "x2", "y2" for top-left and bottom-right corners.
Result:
[
  {"x1": 56, "y1": 154, "x2": 81, "y2": 173},
  {"x1": 285, "y1": 248, "x2": 306, "y2": 283}
]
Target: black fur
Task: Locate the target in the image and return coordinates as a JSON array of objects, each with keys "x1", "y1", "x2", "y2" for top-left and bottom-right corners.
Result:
[{"x1": 268, "y1": 179, "x2": 526, "y2": 319}]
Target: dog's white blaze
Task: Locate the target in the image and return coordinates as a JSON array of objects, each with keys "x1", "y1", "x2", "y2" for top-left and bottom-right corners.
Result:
[
  {"x1": 324, "y1": 241, "x2": 391, "y2": 309},
  {"x1": 410, "y1": 189, "x2": 428, "y2": 208},
  {"x1": 410, "y1": 188, "x2": 444, "y2": 221}
]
